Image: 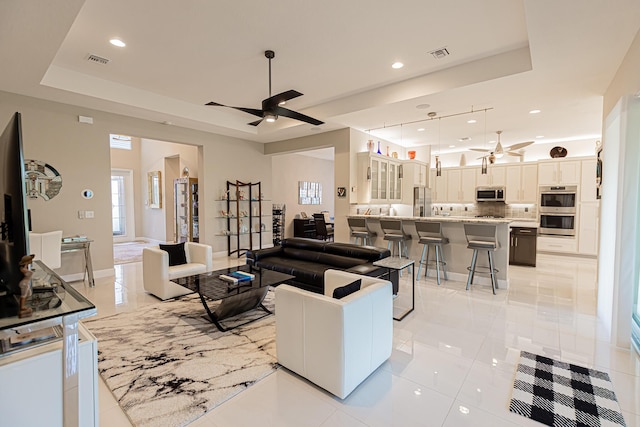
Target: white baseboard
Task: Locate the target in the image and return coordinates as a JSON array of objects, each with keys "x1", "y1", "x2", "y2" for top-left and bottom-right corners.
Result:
[{"x1": 61, "y1": 268, "x2": 115, "y2": 284}]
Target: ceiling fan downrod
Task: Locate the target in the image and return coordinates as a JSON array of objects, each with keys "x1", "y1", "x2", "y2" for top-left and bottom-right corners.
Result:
[{"x1": 265, "y1": 50, "x2": 275, "y2": 98}]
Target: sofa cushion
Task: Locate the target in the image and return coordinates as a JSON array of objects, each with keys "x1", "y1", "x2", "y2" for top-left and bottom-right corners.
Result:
[
  {"x1": 325, "y1": 242, "x2": 390, "y2": 262},
  {"x1": 159, "y1": 242, "x2": 187, "y2": 266},
  {"x1": 332, "y1": 279, "x2": 361, "y2": 299},
  {"x1": 167, "y1": 262, "x2": 207, "y2": 280}
]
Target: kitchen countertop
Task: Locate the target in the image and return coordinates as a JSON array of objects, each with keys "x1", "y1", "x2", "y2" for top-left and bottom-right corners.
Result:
[{"x1": 348, "y1": 214, "x2": 534, "y2": 225}]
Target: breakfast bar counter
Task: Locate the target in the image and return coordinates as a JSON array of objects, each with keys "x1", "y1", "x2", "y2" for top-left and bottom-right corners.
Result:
[{"x1": 348, "y1": 215, "x2": 512, "y2": 289}]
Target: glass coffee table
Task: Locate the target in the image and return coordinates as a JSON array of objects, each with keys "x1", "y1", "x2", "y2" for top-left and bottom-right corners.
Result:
[{"x1": 171, "y1": 265, "x2": 294, "y2": 332}]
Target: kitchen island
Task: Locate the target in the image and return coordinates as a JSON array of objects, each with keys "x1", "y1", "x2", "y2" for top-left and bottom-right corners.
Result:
[{"x1": 348, "y1": 215, "x2": 513, "y2": 289}]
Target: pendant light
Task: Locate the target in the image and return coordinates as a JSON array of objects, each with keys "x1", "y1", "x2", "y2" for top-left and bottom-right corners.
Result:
[
  {"x1": 435, "y1": 118, "x2": 442, "y2": 176},
  {"x1": 481, "y1": 109, "x2": 488, "y2": 174},
  {"x1": 398, "y1": 124, "x2": 404, "y2": 179},
  {"x1": 495, "y1": 130, "x2": 504, "y2": 158}
]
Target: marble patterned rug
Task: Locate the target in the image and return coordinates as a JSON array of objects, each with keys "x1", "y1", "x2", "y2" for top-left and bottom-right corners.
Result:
[
  {"x1": 84, "y1": 292, "x2": 278, "y2": 427},
  {"x1": 113, "y1": 240, "x2": 158, "y2": 264}
]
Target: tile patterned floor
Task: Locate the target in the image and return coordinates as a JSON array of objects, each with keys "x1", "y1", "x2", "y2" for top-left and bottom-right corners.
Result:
[{"x1": 73, "y1": 253, "x2": 640, "y2": 427}]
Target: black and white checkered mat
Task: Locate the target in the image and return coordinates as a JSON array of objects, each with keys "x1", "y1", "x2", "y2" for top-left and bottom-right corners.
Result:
[{"x1": 509, "y1": 351, "x2": 626, "y2": 427}]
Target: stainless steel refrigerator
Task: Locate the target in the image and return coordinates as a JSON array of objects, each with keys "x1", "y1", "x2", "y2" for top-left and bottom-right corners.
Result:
[{"x1": 413, "y1": 186, "x2": 432, "y2": 217}]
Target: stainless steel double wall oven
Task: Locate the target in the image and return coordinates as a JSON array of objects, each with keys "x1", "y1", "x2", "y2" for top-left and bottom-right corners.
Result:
[{"x1": 538, "y1": 185, "x2": 577, "y2": 236}]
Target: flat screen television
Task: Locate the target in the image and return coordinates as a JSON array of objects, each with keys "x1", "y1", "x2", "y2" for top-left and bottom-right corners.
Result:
[{"x1": 0, "y1": 112, "x2": 30, "y2": 317}]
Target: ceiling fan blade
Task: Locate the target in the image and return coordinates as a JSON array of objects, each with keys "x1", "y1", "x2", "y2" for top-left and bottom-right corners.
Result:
[
  {"x1": 507, "y1": 141, "x2": 534, "y2": 151},
  {"x1": 506, "y1": 151, "x2": 524, "y2": 157},
  {"x1": 264, "y1": 90, "x2": 303, "y2": 108},
  {"x1": 248, "y1": 119, "x2": 263, "y2": 126},
  {"x1": 469, "y1": 148, "x2": 490, "y2": 153},
  {"x1": 275, "y1": 106, "x2": 324, "y2": 125},
  {"x1": 205, "y1": 101, "x2": 264, "y2": 118}
]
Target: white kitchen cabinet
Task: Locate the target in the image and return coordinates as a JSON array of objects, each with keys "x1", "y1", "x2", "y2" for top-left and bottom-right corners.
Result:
[
  {"x1": 388, "y1": 160, "x2": 402, "y2": 202},
  {"x1": 430, "y1": 168, "x2": 447, "y2": 202},
  {"x1": 401, "y1": 160, "x2": 428, "y2": 203},
  {"x1": 538, "y1": 160, "x2": 581, "y2": 185},
  {"x1": 506, "y1": 164, "x2": 538, "y2": 203},
  {"x1": 357, "y1": 152, "x2": 402, "y2": 203},
  {"x1": 476, "y1": 165, "x2": 506, "y2": 187},
  {"x1": 578, "y1": 201, "x2": 599, "y2": 255},
  {"x1": 580, "y1": 159, "x2": 598, "y2": 202},
  {"x1": 446, "y1": 167, "x2": 476, "y2": 202},
  {"x1": 537, "y1": 235, "x2": 578, "y2": 254}
]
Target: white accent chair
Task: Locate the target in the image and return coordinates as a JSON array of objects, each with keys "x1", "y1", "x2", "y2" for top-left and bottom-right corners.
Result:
[
  {"x1": 142, "y1": 242, "x2": 213, "y2": 300},
  {"x1": 275, "y1": 269, "x2": 393, "y2": 399},
  {"x1": 29, "y1": 230, "x2": 63, "y2": 269}
]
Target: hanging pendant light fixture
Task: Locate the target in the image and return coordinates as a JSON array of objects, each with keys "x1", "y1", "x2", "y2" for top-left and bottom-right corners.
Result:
[
  {"x1": 435, "y1": 118, "x2": 442, "y2": 176},
  {"x1": 481, "y1": 109, "x2": 488, "y2": 174}
]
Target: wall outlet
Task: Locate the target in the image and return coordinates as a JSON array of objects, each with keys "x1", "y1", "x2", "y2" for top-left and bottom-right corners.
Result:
[{"x1": 525, "y1": 207, "x2": 529, "y2": 212}]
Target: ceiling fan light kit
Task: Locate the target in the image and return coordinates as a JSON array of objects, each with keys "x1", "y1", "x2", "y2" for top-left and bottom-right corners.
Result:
[
  {"x1": 205, "y1": 50, "x2": 324, "y2": 127},
  {"x1": 470, "y1": 130, "x2": 533, "y2": 164}
]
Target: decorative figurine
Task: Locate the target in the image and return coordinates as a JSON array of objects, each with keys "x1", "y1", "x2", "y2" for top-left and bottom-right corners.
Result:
[{"x1": 18, "y1": 254, "x2": 35, "y2": 318}]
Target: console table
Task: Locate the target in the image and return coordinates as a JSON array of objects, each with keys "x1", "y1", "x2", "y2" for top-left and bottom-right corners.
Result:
[
  {"x1": 61, "y1": 238, "x2": 94, "y2": 287},
  {"x1": 0, "y1": 260, "x2": 98, "y2": 427},
  {"x1": 293, "y1": 218, "x2": 316, "y2": 238}
]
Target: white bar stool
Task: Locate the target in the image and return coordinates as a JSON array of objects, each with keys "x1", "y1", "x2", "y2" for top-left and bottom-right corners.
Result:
[
  {"x1": 463, "y1": 223, "x2": 500, "y2": 295},
  {"x1": 415, "y1": 221, "x2": 448, "y2": 285}
]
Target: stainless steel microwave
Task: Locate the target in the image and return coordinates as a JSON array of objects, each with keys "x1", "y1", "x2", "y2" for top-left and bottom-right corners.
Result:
[{"x1": 476, "y1": 187, "x2": 505, "y2": 202}]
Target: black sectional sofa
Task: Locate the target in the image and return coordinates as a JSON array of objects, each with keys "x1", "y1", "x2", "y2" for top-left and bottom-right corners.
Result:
[{"x1": 246, "y1": 237, "x2": 398, "y2": 294}]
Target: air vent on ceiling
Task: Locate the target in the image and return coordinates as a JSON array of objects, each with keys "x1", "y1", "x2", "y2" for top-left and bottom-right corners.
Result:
[
  {"x1": 429, "y1": 48, "x2": 450, "y2": 59},
  {"x1": 87, "y1": 54, "x2": 110, "y2": 65}
]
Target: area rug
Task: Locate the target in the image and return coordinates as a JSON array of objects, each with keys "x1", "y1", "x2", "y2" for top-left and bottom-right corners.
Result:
[
  {"x1": 84, "y1": 292, "x2": 278, "y2": 427},
  {"x1": 113, "y1": 240, "x2": 157, "y2": 264},
  {"x1": 509, "y1": 351, "x2": 626, "y2": 427}
]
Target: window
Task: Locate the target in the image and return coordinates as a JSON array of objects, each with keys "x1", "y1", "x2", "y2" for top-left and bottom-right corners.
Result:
[
  {"x1": 110, "y1": 134, "x2": 132, "y2": 150},
  {"x1": 111, "y1": 175, "x2": 126, "y2": 236}
]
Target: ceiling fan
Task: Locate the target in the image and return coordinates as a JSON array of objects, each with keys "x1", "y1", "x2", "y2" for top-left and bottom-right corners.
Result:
[
  {"x1": 205, "y1": 50, "x2": 324, "y2": 127},
  {"x1": 470, "y1": 131, "x2": 534, "y2": 164}
]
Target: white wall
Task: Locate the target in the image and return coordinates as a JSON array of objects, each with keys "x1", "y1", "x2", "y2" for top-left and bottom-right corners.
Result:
[
  {"x1": 272, "y1": 152, "x2": 334, "y2": 239},
  {"x1": 265, "y1": 128, "x2": 351, "y2": 242},
  {"x1": 599, "y1": 26, "x2": 640, "y2": 349},
  {"x1": 138, "y1": 138, "x2": 198, "y2": 242},
  {"x1": 0, "y1": 90, "x2": 270, "y2": 276}
]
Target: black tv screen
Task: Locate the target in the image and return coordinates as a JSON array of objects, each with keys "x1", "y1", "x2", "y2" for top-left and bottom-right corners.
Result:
[{"x1": 0, "y1": 112, "x2": 29, "y2": 317}]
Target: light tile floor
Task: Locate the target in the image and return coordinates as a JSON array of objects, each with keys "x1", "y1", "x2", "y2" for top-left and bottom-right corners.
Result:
[{"x1": 74, "y1": 253, "x2": 640, "y2": 427}]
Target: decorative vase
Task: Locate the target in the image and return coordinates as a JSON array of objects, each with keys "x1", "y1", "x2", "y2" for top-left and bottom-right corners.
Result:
[
  {"x1": 376, "y1": 141, "x2": 382, "y2": 155},
  {"x1": 408, "y1": 150, "x2": 416, "y2": 159},
  {"x1": 386, "y1": 146, "x2": 390, "y2": 156},
  {"x1": 367, "y1": 140, "x2": 374, "y2": 153}
]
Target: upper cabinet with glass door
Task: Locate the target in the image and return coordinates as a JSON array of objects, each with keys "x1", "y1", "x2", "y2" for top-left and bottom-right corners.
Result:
[{"x1": 356, "y1": 152, "x2": 401, "y2": 203}]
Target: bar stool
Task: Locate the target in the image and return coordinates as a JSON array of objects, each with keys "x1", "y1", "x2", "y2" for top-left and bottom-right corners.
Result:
[
  {"x1": 415, "y1": 221, "x2": 449, "y2": 285},
  {"x1": 347, "y1": 217, "x2": 377, "y2": 246},
  {"x1": 379, "y1": 219, "x2": 412, "y2": 274},
  {"x1": 463, "y1": 224, "x2": 500, "y2": 295}
]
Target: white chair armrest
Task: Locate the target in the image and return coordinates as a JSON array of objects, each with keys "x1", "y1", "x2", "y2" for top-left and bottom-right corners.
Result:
[
  {"x1": 323, "y1": 269, "x2": 389, "y2": 297},
  {"x1": 185, "y1": 242, "x2": 213, "y2": 271}
]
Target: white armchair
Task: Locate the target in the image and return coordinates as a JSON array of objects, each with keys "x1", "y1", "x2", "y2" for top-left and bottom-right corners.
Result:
[
  {"x1": 275, "y1": 269, "x2": 393, "y2": 399},
  {"x1": 142, "y1": 242, "x2": 213, "y2": 300},
  {"x1": 29, "y1": 230, "x2": 63, "y2": 269}
]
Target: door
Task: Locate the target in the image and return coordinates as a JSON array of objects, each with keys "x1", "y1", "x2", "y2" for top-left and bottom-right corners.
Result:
[{"x1": 111, "y1": 169, "x2": 135, "y2": 243}]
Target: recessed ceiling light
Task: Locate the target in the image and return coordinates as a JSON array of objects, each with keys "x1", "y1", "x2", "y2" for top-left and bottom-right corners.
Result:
[
  {"x1": 417, "y1": 128, "x2": 425, "y2": 132},
  {"x1": 449, "y1": 145, "x2": 456, "y2": 148},
  {"x1": 529, "y1": 109, "x2": 541, "y2": 114},
  {"x1": 536, "y1": 135, "x2": 545, "y2": 139},
  {"x1": 109, "y1": 38, "x2": 126, "y2": 47},
  {"x1": 392, "y1": 62, "x2": 404, "y2": 69},
  {"x1": 416, "y1": 104, "x2": 430, "y2": 110},
  {"x1": 467, "y1": 119, "x2": 477, "y2": 124}
]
